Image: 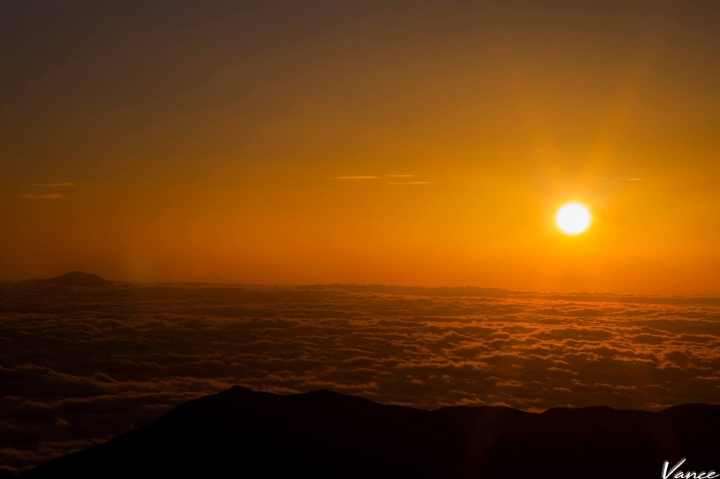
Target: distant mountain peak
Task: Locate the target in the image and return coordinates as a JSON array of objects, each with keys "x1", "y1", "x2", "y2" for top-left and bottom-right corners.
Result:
[
  {"x1": 16, "y1": 271, "x2": 112, "y2": 288},
  {"x1": 51, "y1": 271, "x2": 108, "y2": 283}
]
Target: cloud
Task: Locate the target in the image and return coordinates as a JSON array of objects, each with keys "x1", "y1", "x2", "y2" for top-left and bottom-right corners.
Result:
[
  {"x1": 603, "y1": 178, "x2": 644, "y2": 184},
  {"x1": 333, "y1": 176, "x2": 379, "y2": 180},
  {"x1": 31, "y1": 183, "x2": 77, "y2": 187},
  {"x1": 19, "y1": 194, "x2": 66, "y2": 200},
  {"x1": 2, "y1": 284, "x2": 720, "y2": 470},
  {"x1": 388, "y1": 182, "x2": 430, "y2": 185},
  {"x1": 386, "y1": 175, "x2": 414, "y2": 178}
]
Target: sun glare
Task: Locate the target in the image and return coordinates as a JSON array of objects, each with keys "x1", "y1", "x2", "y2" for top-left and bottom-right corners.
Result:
[{"x1": 555, "y1": 202, "x2": 592, "y2": 235}]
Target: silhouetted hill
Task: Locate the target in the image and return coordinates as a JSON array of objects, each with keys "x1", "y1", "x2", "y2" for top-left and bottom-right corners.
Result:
[
  {"x1": 14, "y1": 272, "x2": 111, "y2": 289},
  {"x1": 21, "y1": 387, "x2": 720, "y2": 478}
]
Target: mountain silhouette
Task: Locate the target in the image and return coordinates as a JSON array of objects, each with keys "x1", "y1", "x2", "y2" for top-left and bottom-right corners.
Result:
[
  {"x1": 14, "y1": 272, "x2": 111, "y2": 288},
  {"x1": 19, "y1": 386, "x2": 720, "y2": 478}
]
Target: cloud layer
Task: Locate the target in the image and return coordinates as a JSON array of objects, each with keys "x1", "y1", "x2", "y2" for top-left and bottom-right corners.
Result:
[{"x1": 2, "y1": 284, "x2": 720, "y2": 471}]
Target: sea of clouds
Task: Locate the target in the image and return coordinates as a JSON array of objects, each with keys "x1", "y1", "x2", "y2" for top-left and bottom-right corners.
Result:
[{"x1": 2, "y1": 284, "x2": 720, "y2": 471}]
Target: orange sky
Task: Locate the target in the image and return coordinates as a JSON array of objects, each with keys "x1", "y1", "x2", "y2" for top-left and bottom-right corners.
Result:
[{"x1": 2, "y1": 1, "x2": 720, "y2": 294}]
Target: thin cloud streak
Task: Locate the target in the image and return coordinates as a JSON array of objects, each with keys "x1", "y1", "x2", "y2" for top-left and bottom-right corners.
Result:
[
  {"x1": 386, "y1": 175, "x2": 414, "y2": 178},
  {"x1": 388, "y1": 182, "x2": 430, "y2": 185},
  {"x1": 20, "y1": 194, "x2": 67, "y2": 200},
  {"x1": 31, "y1": 183, "x2": 78, "y2": 187},
  {"x1": 603, "y1": 178, "x2": 644, "y2": 182},
  {"x1": 334, "y1": 176, "x2": 379, "y2": 180}
]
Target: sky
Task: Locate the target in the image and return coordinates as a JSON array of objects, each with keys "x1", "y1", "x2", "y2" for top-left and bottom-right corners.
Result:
[{"x1": 2, "y1": 0, "x2": 720, "y2": 293}]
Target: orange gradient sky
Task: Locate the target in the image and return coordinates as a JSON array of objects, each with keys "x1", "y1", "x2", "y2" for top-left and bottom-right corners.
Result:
[{"x1": 2, "y1": 1, "x2": 720, "y2": 294}]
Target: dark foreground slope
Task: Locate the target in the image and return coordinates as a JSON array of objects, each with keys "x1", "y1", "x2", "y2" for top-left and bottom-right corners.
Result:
[{"x1": 21, "y1": 386, "x2": 720, "y2": 479}]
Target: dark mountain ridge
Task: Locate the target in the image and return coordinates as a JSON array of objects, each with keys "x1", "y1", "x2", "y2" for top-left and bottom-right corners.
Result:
[
  {"x1": 20, "y1": 386, "x2": 720, "y2": 478},
  {"x1": 13, "y1": 272, "x2": 111, "y2": 289}
]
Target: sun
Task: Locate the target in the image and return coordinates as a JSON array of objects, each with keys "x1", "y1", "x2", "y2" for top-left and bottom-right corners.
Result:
[{"x1": 555, "y1": 202, "x2": 592, "y2": 235}]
